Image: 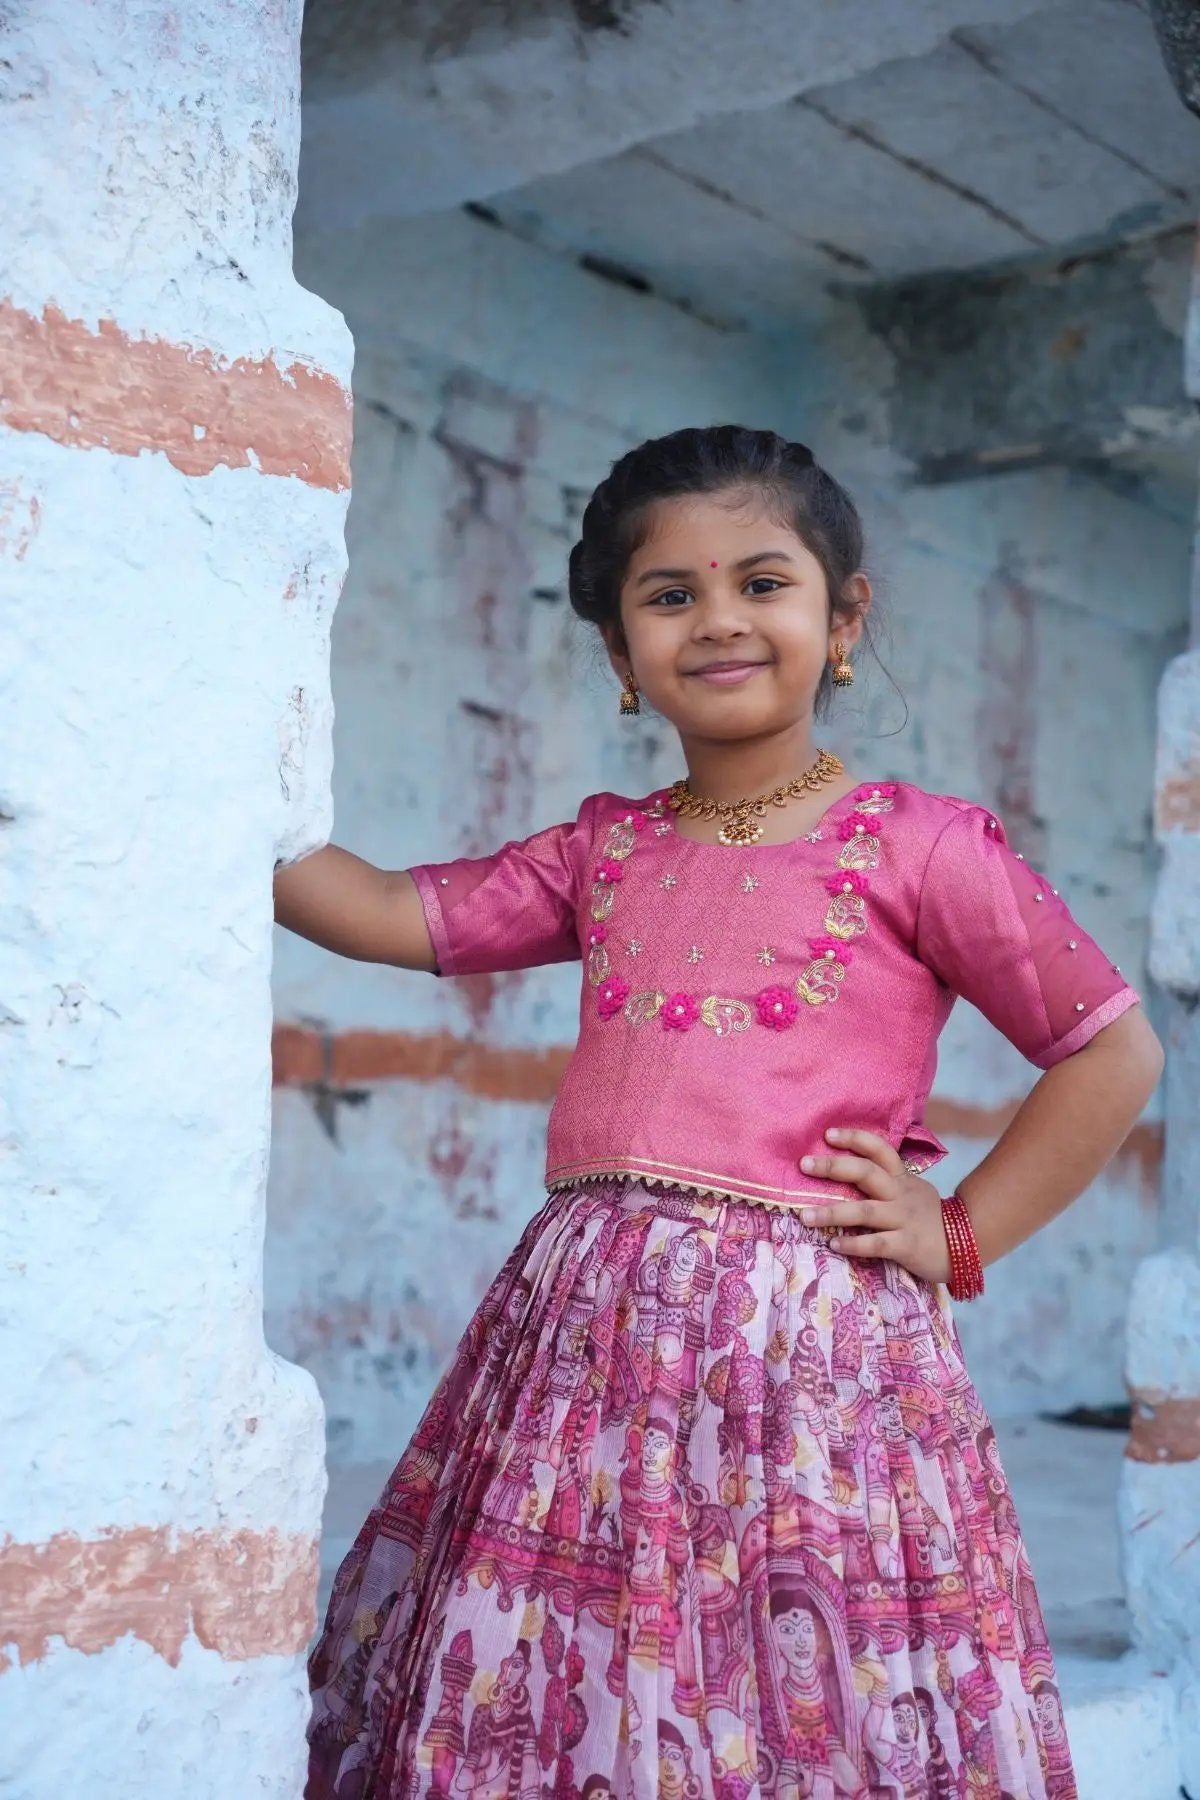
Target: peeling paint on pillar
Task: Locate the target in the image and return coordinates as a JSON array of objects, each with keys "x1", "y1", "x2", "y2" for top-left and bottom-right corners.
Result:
[
  {"x1": 0, "y1": 1527, "x2": 319, "y2": 1671},
  {"x1": 0, "y1": 301, "x2": 351, "y2": 490}
]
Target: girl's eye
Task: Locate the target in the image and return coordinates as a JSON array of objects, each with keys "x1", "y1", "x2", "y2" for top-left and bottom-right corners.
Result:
[
  {"x1": 650, "y1": 587, "x2": 693, "y2": 608},
  {"x1": 746, "y1": 576, "x2": 784, "y2": 596}
]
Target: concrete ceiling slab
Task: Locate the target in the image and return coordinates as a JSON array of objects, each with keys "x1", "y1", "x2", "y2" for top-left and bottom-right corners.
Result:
[
  {"x1": 482, "y1": 148, "x2": 837, "y2": 327},
  {"x1": 648, "y1": 102, "x2": 1037, "y2": 282},
  {"x1": 300, "y1": 0, "x2": 1199, "y2": 321},
  {"x1": 298, "y1": 0, "x2": 1063, "y2": 229},
  {"x1": 954, "y1": 1, "x2": 1200, "y2": 201},
  {"x1": 805, "y1": 35, "x2": 1186, "y2": 250}
]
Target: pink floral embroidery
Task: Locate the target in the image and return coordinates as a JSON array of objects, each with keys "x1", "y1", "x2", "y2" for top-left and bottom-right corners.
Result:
[
  {"x1": 854, "y1": 781, "x2": 897, "y2": 801},
  {"x1": 595, "y1": 858, "x2": 624, "y2": 884},
  {"x1": 588, "y1": 925, "x2": 608, "y2": 946},
  {"x1": 622, "y1": 810, "x2": 648, "y2": 833},
  {"x1": 597, "y1": 976, "x2": 630, "y2": 1019},
  {"x1": 809, "y1": 935, "x2": 854, "y2": 965},
  {"x1": 662, "y1": 992, "x2": 701, "y2": 1030},
  {"x1": 825, "y1": 869, "x2": 869, "y2": 896},
  {"x1": 755, "y1": 986, "x2": 798, "y2": 1029},
  {"x1": 838, "y1": 811, "x2": 878, "y2": 841}
]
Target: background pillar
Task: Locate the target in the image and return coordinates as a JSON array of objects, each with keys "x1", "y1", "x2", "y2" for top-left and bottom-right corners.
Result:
[{"x1": 1119, "y1": 226, "x2": 1200, "y2": 1788}]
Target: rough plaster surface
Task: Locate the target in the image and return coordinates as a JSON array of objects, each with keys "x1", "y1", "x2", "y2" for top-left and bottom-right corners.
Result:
[
  {"x1": 857, "y1": 229, "x2": 1197, "y2": 480},
  {"x1": 0, "y1": 2, "x2": 350, "y2": 1794},
  {"x1": 268, "y1": 213, "x2": 1184, "y2": 1485}
]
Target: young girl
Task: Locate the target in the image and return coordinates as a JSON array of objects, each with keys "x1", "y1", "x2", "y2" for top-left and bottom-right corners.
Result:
[{"x1": 279, "y1": 427, "x2": 1162, "y2": 1800}]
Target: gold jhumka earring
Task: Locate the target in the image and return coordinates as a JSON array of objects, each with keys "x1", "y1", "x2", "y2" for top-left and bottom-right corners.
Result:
[
  {"x1": 620, "y1": 672, "x2": 641, "y2": 716},
  {"x1": 831, "y1": 643, "x2": 855, "y2": 689}
]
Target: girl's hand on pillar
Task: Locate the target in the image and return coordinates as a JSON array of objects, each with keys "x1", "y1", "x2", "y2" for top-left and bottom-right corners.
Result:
[{"x1": 798, "y1": 1129, "x2": 951, "y2": 1285}]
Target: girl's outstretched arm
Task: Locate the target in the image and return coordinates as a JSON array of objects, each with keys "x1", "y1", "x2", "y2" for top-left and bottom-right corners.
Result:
[{"x1": 274, "y1": 846, "x2": 436, "y2": 972}]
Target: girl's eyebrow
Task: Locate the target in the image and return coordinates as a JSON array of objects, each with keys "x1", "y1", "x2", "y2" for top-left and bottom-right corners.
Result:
[{"x1": 633, "y1": 549, "x2": 797, "y2": 588}]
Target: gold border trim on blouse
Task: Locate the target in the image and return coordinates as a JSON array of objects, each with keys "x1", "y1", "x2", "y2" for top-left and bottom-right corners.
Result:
[{"x1": 545, "y1": 1156, "x2": 843, "y2": 1213}]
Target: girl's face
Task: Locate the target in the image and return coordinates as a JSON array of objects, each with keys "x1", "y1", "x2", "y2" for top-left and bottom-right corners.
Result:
[{"x1": 610, "y1": 489, "x2": 869, "y2": 747}]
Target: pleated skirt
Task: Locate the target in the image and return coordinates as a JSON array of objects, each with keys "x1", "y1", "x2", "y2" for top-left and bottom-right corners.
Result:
[{"x1": 307, "y1": 1179, "x2": 1077, "y2": 1800}]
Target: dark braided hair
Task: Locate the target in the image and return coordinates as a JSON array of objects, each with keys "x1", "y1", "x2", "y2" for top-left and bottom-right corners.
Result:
[{"x1": 568, "y1": 425, "x2": 875, "y2": 717}]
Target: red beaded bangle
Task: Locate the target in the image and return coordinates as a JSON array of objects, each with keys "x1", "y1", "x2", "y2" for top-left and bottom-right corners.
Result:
[
  {"x1": 950, "y1": 1199, "x2": 984, "y2": 1300},
  {"x1": 941, "y1": 1194, "x2": 985, "y2": 1302}
]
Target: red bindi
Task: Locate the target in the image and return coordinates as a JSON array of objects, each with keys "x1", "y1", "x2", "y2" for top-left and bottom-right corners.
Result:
[{"x1": 710, "y1": 560, "x2": 719, "y2": 568}]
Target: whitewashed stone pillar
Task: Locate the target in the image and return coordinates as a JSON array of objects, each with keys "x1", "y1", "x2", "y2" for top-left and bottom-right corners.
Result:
[
  {"x1": 0, "y1": 4, "x2": 351, "y2": 1795},
  {"x1": 1119, "y1": 231, "x2": 1200, "y2": 1784}
]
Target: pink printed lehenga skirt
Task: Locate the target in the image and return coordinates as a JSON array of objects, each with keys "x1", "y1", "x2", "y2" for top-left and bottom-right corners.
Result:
[{"x1": 307, "y1": 1181, "x2": 1077, "y2": 1800}]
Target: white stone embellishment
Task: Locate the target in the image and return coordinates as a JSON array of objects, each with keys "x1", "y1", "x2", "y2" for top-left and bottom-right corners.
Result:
[
  {"x1": 1016, "y1": 853, "x2": 1025, "y2": 861},
  {"x1": 758, "y1": 947, "x2": 777, "y2": 966},
  {"x1": 1075, "y1": 1002, "x2": 1086, "y2": 1012},
  {"x1": 1033, "y1": 893, "x2": 1044, "y2": 903},
  {"x1": 687, "y1": 945, "x2": 705, "y2": 964},
  {"x1": 804, "y1": 829, "x2": 824, "y2": 843},
  {"x1": 661, "y1": 874, "x2": 677, "y2": 891},
  {"x1": 654, "y1": 821, "x2": 671, "y2": 837},
  {"x1": 1052, "y1": 888, "x2": 1059, "y2": 896},
  {"x1": 440, "y1": 877, "x2": 450, "y2": 886},
  {"x1": 1069, "y1": 940, "x2": 1078, "y2": 951},
  {"x1": 741, "y1": 875, "x2": 759, "y2": 893},
  {"x1": 626, "y1": 940, "x2": 644, "y2": 957}
]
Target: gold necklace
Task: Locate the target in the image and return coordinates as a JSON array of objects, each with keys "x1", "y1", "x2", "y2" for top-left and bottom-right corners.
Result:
[{"x1": 667, "y1": 749, "x2": 845, "y2": 846}]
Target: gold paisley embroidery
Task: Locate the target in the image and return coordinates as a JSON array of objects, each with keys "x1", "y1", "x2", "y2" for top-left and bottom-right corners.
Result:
[
  {"x1": 587, "y1": 944, "x2": 611, "y2": 987},
  {"x1": 605, "y1": 821, "x2": 638, "y2": 860},
  {"x1": 700, "y1": 996, "x2": 753, "y2": 1037},
  {"x1": 796, "y1": 958, "x2": 846, "y2": 1005},
  {"x1": 625, "y1": 989, "x2": 666, "y2": 1026},
  {"x1": 590, "y1": 883, "x2": 616, "y2": 923},
  {"x1": 853, "y1": 794, "x2": 896, "y2": 817},
  {"x1": 823, "y1": 893, "x2": 868, "y2": 940},
  {"x1": 836, "y1": 832, "x2": 880, "y2": 872}
]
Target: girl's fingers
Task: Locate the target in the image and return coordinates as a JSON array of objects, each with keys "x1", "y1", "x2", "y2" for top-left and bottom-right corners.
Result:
[
  {"x1": 800, "y1": 1200, "x2": 896, "y2": 1232},
  {"x1": 824, "y1": 1128, "x2": 905, "y2": 1176},
  {"x1": 827, "y1": 1231, "x2": 893, "y2": 1260},
  {"x1": 800, "y1": 1152, "x2": 896, "y2": 1200}
]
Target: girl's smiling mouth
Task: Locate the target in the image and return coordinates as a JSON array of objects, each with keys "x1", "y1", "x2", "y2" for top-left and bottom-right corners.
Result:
[{"x1": 685, "y1": 659, "x2": 772, "y2": 686}]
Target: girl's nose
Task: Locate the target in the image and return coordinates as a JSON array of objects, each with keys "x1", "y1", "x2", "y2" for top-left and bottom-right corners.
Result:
[{"x1": 692, "y1": 595, "x2": 751, "y2": 639}]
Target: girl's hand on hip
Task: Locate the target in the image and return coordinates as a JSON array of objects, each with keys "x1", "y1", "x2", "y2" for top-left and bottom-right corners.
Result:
[{"x1": 797, "y1": 1128, "x2": 950, "y2": 1285}]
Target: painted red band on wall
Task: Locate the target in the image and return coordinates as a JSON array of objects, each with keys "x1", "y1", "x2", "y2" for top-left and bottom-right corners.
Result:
[
  {"x1": 1126, "y1": 1391, "x2": 1200, "y2": 1464},
  {"x1": 0, "y1": 1526, "x2": 318, "y2": 1671},
  {"x1": 0, "y1": 300, "x2": 351, "y2": 490},
  {"x1": 1157, "y1": 762, "x2": 1200, "y2": 833},
  {"x1": 272, "y1": 1022, "x2": 571, "y2": 1105}
]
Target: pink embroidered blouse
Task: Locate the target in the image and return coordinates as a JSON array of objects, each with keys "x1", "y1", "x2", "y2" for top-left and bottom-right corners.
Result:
[{"x1": 412, "y1": 781, "x2": 1139, "y2": 1211}]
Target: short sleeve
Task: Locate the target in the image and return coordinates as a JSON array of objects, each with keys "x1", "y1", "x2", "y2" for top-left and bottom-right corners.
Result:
[
  {"x1": 915, "y1": 804, "x2": 1140, "y2": 1069},
  {"x1": 410, "y1": 797, "x2": 596, "y2": 977}
]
